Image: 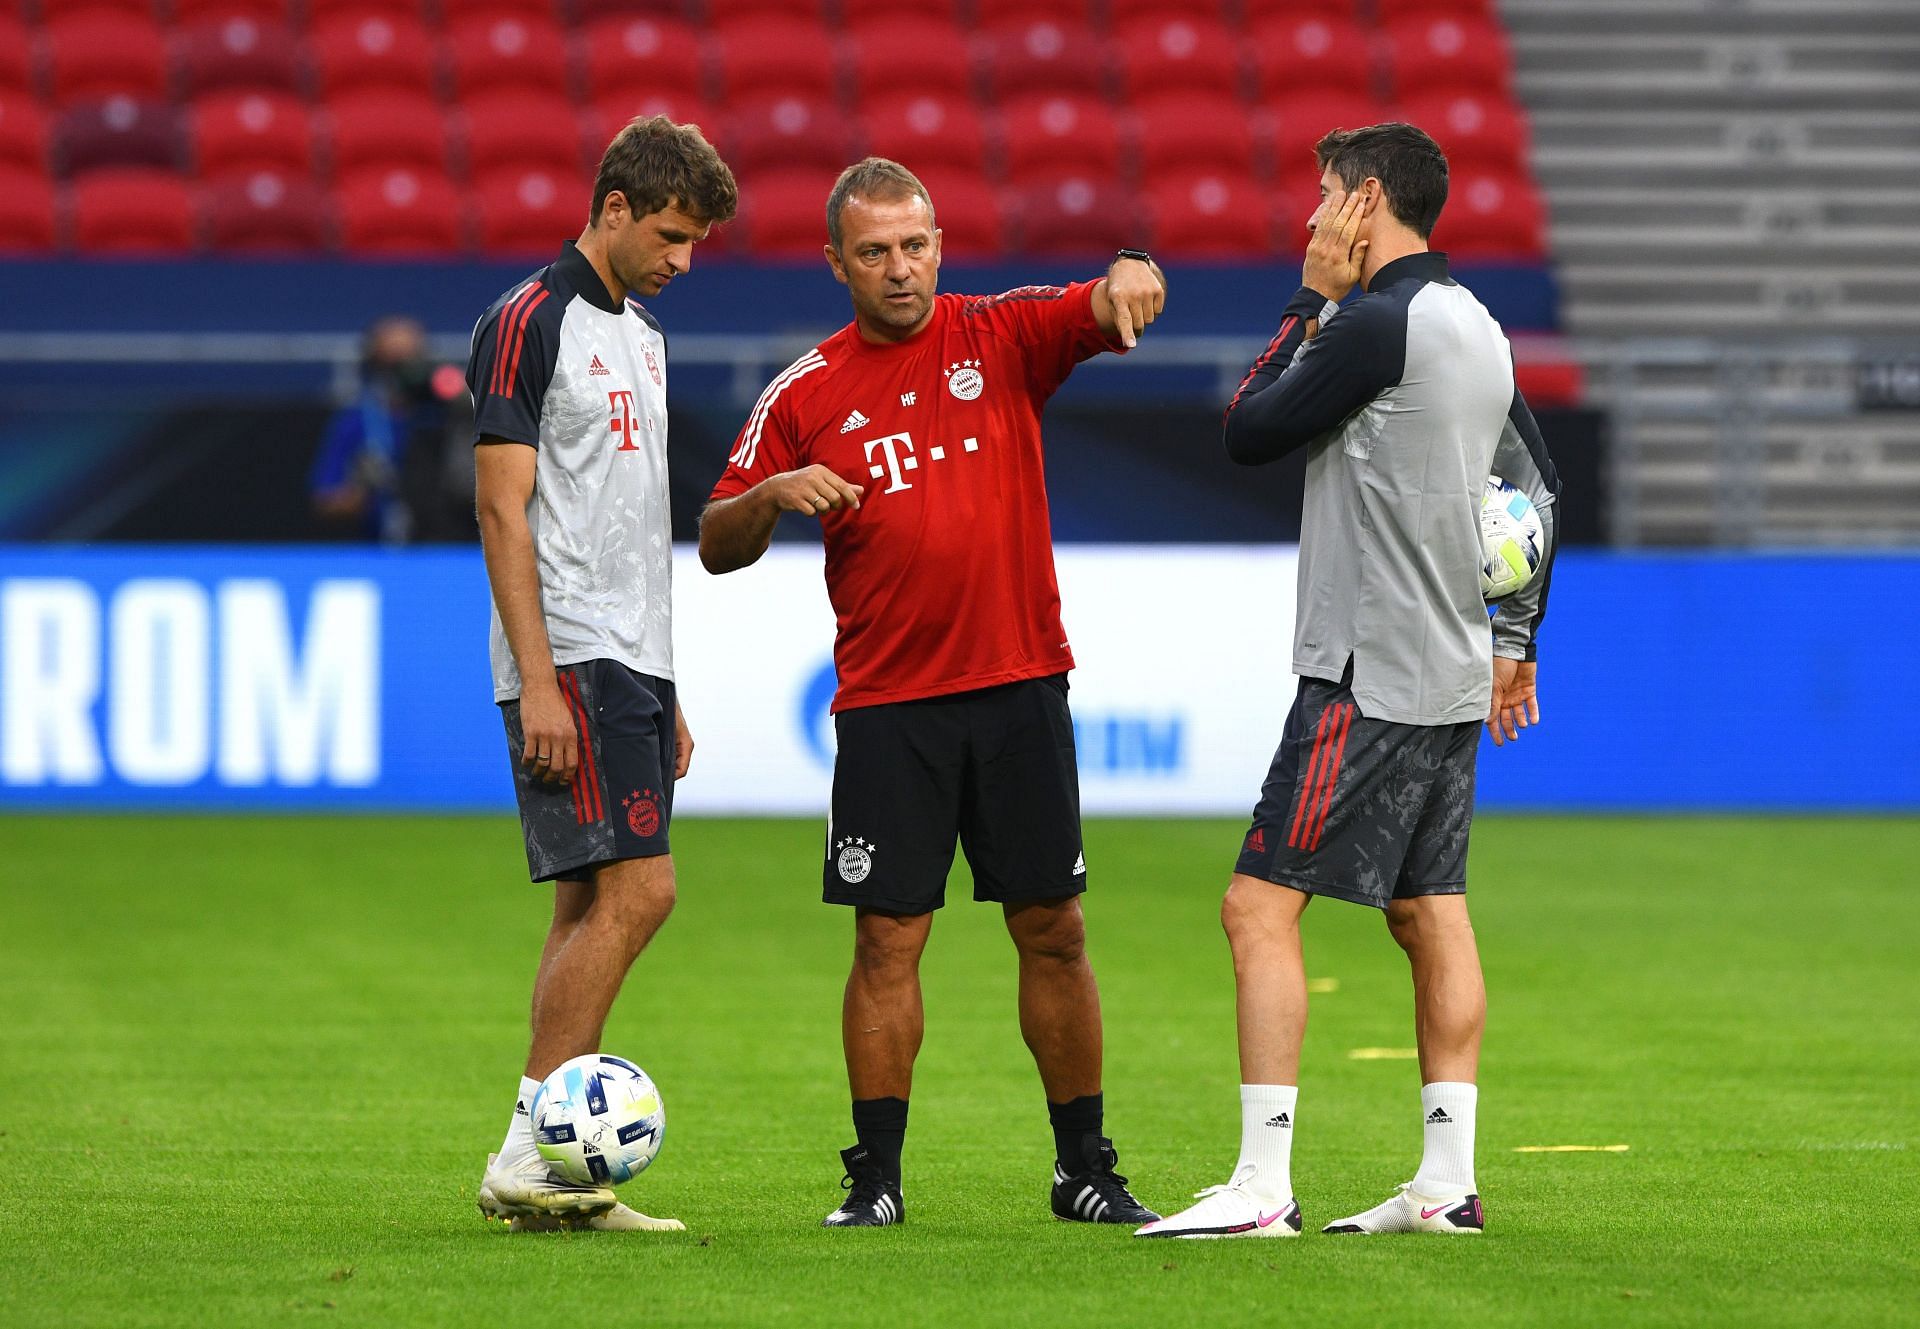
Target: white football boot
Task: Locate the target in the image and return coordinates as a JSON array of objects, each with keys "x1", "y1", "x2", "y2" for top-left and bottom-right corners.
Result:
[
  {"x1": 476, "y1": 1151, "x2": 617, "y2": 1223},
  {"x1": 1321, "y1": 1181, "x2": 1483, "y2": 1235},
  {"x1": 509, "y1": 1204, "x2": 685, "y2": 1233},
  {"x1": 1134, "y1": 1183, "x2": 1301, "y2": 1239}
]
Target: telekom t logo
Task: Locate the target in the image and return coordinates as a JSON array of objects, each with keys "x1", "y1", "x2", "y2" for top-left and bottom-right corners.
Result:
[
  {"x1": 608, "y1": 390, "x2": 639, "y2": 451},
  {"x1": 863, "y1": 432, "x2": 918, "y2": 493}
]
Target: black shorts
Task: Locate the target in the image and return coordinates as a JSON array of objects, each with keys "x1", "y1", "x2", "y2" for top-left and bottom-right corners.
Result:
[
  {"x1": 824, "y1": 674, "x2": 1086, "y2": 915},
  {"x1": 500, "y1": 659, "x2": 676, "y2": 883},
  {"x1": 1234, "y1": 670, "x2": 1479, "y2": 910}
]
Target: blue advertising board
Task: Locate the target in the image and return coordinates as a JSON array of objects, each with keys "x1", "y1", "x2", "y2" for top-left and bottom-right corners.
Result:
[{"x1": 0, "y1": 546, "x2": 1914, "y2": 813}]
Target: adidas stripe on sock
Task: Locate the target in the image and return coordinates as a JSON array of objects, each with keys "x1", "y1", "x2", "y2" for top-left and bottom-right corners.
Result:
[
  {"x1": 1412, "y1": 1081, "x2": 1478, "y2": 1194},
  {"x1": 1231, "y1": 1084, "x2": 1297, "y2": 1203}
]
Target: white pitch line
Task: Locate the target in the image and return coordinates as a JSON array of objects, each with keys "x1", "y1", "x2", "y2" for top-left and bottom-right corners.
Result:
[
  {"x1": 1512, "y1": 1144, "x2": 1631, "y2": 1153},
  {"x1": 1347, "y1": 1047, "x2": 1419, "y2": 1060}
]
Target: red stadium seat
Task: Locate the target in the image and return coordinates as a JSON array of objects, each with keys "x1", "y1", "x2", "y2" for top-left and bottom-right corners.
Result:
[
  {"x1": 577, "y1": 14, "x2": 704, "y2": 106},
  {"x1": 1132, "y1": 91, "x2": 1255, "y2": 178},
  {"x1": 1374, "y1": 0, "x2": 1497, "y2": 20},
  {"x1": 1144, "y1": 168, "x2": 1273, "y2": 258},
  {"x1": 461, "y1": 90, "x2": 585, "y2": 180},
  {"x1": 1014, "y1": 176, "x2": 1143, "y2": 256},
  {"x1": 325, "y1": 89, "x2": 449, "y2": 176},
  {"x1": 440, "y1": 0, "x2": 562, "y2": 20},
  {"x1": 174, "y1": 0, "x2": 294, "y2": 21},
  {"x1": 190, "y1": 91, "x2": 313, "y2": 179},
  {"x1": 913, "y1": 166, "x2": 1005, "y2": 260},
  {"x1": 862, "y1": 93, "x2": 988, "y2": 174},
  {"x1": 718, "y1": 94, "x2": 856, "y2": 177},
  {"x1": 1400, "y1": 90, "x2": 1529, "y2": 171},
  {"x1": 1428, "y1": 167, "x2": 1546, "y2": 258},
  {"x1": 710, "y1": 19, "x2": 836, "y2": 103},
  {"x1": 70, "y1": 168, "x2": 197, "y2": 253},
  {"x1": 446, "y1": 13, "x2": 570, "y2": 101},
  {"x1": 56, "y1": 98, "x2": 180, "y2": 174},
  {"x1": 846, "y1": 19, "x2": 972, "y2": 104},
  {"x1": 840, "y1": 0, "x2": 960, "y2": 27},
  {"x1": 1108, "y1": 0, "x2": 1232, "y2": 23},
  {"x1": 0, "y1": 166, "x2": 57, "y2": 252},
  {"x1": 1381, "y1": 14, "x2": 1513, "y2": 97},
  {"x1": 309, "y1": 11, "x2": 437, "y2": 98},
  {"x1": 705, "y1": 0, "x2": 825, "y2": 24},
  {"x1": 0, "y1": 91, "x2": 50, "y2": 173},
  {"x1": 1248, "y1": 15, "x2": 1376, "y2": 101},
  {"x1": 1244, "y1": 0, "x2": 1364, "y2": 20},
  {"x1": 588, "y1": 91, "x2": 717, "y2": 146},
  {"x1": 1112, "y1": 16, "x2": 1243, "y2": 99},
  {"x1": 977, "y1": 18, "x2": 1109, "y2": 101},
  {"x1": 1512, "y1": 352, "x2": 1583, "y2": 408},
  {"x1": 1265, "y1": 90, "x2": 1386, "y2": 174},
  {"x1": 201, "y1": 169, "x2": 329, "y2": 251},
  {"x1": 303, "y1": 0, "x2": 426, "y2": 20},
  {"x1": 997, "y1": 93, "x2": 1123, "y2": 188},
  {"x1": 38, "y1": 0, "x2": 156, "y2": 18},
  {"x1": 175, "y1": 17, "x2": 301, "y2": 97},
  {"x1": 734, "y1": 167, "x2": 837, "y2": 258},
  {"x1": 43, "y1": 12, "x2": 170, "y2": 104},
  {"x1": 336, "y1": 164, "x2": 463, "y2": 254},
  {"x1": 0, "y1": 17, "x2": 32, "y2": 94},
  {"x1": 475, "y1": 165, "x2": 589, "y2": 257},
  {"x1": 973, "y1": 0, "x2": 1084, "y2": 26}
]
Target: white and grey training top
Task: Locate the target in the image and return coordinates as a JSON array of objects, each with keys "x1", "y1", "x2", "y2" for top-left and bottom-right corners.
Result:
[
  {"x1": 1224, "y1": 251, "x2": 1561, "y2": 727},
  {"x1": 467, "y1": 241, "x2": 674, "y2": 703}
]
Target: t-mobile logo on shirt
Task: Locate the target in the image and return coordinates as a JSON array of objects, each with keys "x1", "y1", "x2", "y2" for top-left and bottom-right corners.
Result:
[{"x1": 861, "y1": 431, "x2": 980, "y2": 495}]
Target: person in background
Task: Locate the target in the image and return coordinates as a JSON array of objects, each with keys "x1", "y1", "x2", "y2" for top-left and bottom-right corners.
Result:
[{"x1": 309, "y1": 315, "x2": 464, "y2": 543}]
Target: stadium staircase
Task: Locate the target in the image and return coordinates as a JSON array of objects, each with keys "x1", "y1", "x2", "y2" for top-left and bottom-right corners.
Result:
[{"x1": 1503, "y1": 0, "x2": 1920, "y2": 544}]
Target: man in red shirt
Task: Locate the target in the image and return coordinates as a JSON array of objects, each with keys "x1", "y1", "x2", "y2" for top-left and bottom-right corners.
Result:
[{"x1": 700, "y1": 158, "x2": 1167, "y2": 1229}]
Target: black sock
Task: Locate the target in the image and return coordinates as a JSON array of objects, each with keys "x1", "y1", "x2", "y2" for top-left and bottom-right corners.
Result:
[
  {"x1": 851, "y1": 1096, "x2": 908, "y2": 1187},
  {"x1": 1048, "y1": 1092, "x2": 1104, "y2": 1172}
]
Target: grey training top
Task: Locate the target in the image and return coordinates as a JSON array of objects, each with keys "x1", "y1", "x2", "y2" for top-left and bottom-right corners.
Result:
[{"x1": 1223, "y1": 251, "x2": 1561, "y2": 727}]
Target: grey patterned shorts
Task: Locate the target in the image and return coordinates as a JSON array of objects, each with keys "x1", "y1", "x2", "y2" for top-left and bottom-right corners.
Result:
[
  {"x1": 1234, "y1": 672, "x2": 1479, "y2": 910},
  {"x1": 501, "y1": 659, "x2": 675, "y2": 883}
]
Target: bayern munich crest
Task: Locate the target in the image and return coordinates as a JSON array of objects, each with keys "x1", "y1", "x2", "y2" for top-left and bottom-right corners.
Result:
[
  {"x1": 835, "y1": 836, "x2": 875, "y2": 884},
  {"x1": 624, "y1": 789, "x2": 661, "y2": 838},
  {"x1": 945, "y1": 360, "x2": 984, "y2": 401}
]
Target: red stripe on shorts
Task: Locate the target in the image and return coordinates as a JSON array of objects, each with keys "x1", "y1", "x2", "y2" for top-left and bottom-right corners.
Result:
[
  {"x1": 561, "y1": 671, "x2": 603, "y2": 824},
  {"x1": 1307, "y1": 703, "x2": 1354, "y2": 851},
  {"x1": 1288, "y1": 705, "x2": 1333, "y2": 849}
]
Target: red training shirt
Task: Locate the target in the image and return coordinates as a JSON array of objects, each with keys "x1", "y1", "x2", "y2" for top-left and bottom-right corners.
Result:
[{"x1": 709, "y1": 280, "x2": 1125, "y2": 711}]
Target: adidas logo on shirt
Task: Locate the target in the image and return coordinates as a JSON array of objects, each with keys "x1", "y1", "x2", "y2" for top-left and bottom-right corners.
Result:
[
  {"x1": 839, "y1": 409, "x2": 870, "y2": 434},
  {"x1": 1265, "y1": 1112, "x2": 1292, "y2": 1129},
  {"x1": 1427, "y1": 1107, "x2": 1453, "y2": 1124},
  {"x1": 588, "y1": 355, "x2": 610, "y2": 376}
]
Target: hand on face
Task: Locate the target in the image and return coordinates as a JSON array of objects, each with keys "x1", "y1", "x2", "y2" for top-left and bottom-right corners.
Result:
[{"x1": 1302, "y1": 187, "x2": 1371, "y2": 303}]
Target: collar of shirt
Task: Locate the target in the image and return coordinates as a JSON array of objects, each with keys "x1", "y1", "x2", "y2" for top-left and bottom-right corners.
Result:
[
  {"x1": 553, "y1": 240, "x2": 626, "y2": 314},
  {"x1": 1366, "y1": 250, "x2": 1453, "y2": 293}
]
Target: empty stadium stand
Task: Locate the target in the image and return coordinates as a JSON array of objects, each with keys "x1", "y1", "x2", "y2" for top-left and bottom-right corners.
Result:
[
  {"x1": 1505, "y1": 0, "x2": 1920, "y2": 544},
  {"x1": 0, "y1": 0, "x2": 1551, "y2": 266}
]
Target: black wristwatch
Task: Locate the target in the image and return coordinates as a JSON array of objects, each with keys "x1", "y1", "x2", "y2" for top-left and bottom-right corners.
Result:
[{"x1": 1113, "y1": 248, "x2": 1153, "y2": 266}]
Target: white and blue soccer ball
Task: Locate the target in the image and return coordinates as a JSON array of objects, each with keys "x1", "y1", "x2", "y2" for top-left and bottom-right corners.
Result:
[
  {"x1": 1480, "y1": 475, "x2": 1544, "y2": 600},
  {"x1": 531, "y1": 1053, "x2": 666, "y2": 1186}
]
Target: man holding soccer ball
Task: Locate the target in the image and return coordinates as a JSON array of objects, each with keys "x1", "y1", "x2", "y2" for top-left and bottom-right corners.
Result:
[{"x1": 1137, "y1": 124, "x2": 1561, "y2": 1240}]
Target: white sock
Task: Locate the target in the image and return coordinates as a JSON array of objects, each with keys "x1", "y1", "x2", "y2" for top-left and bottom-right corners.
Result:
[
  {"x1": 1412, "y1": 1081, "x2": 1478, "y2": 1194},
  {"x1": 497, "y1": 1075, "x2": 542, "y2": 1167},
  {"x1": 1229, "y1": 1084, "x2": 1297, "y2": 1202}
]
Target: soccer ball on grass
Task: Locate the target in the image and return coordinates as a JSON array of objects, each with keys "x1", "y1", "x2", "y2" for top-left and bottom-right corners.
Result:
[
  {"x1": 1480, "y1": 475, "x2": 1544, "y2": 600},
  {"x1": 530, "y1": 1053, "x2": 666, "y2": 1186}
]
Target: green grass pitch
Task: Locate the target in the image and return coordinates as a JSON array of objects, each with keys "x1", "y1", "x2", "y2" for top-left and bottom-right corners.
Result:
[{"x1": 2, "y1": 814, "x2": 1915, "y2": 1328}]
